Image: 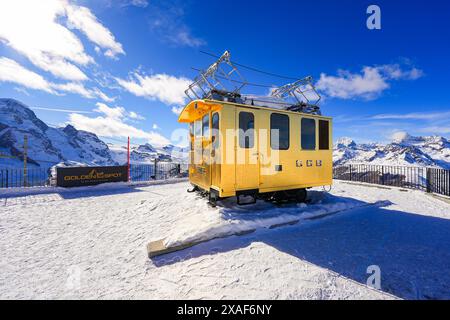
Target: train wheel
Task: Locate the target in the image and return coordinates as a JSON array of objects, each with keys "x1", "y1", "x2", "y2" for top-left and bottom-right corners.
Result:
[{"x1": 295, "y1": 188, "x2": 307, "y2": 203}]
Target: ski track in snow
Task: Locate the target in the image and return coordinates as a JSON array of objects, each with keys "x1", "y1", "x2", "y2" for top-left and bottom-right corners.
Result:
[{"x1": 0, "y1": 180, "x2": 449, "y2": 299}]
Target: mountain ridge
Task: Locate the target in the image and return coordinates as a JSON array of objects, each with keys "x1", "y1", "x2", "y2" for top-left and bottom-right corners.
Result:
[
  {"x1": 0, "y1": 98, "x2": 187, "y2": 168},
  {"x1": 1, "y1": 98, "x2": 449, "y2": 170},
  {"x1": 333, "y1": 135, "x2": 450, "y2": 169}
]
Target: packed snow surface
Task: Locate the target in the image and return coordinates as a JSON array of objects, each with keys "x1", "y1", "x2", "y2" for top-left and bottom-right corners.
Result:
[{"x1": 1, "y1": 180, "x2": 450, "y2": 299}]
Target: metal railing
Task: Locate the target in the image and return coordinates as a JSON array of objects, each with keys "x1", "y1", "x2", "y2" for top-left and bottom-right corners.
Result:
[
  {"x1": 0, "y1": 162, "x2": 189, "y2": 189},
  {"x1": 129, "y1": 162, "x2": 188, "y2": 182},
  {"x1": 333, "y1": 164, "x2": 450, "y2": 197},
  {"x1": 0, "y1": 167, "x2": 52, "y2": 188}
]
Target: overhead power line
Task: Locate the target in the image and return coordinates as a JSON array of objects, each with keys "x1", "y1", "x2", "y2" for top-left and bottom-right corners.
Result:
[
  {"x1": 199, "y1": 50, "x2": 302, "y2": 81},
  {"x1": 191, "y1": 67, "x2": 276, "y2": 88}
]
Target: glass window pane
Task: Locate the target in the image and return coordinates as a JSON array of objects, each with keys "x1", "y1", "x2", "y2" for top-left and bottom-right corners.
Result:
[
  {"x1": 194, "y1": 119, "x2": 202, "y2": 137},
  {"x1": 212, "y1": 113, "x2": 219, "y2": 149},
  {"x1": 301, "y1": 118, "x2": 316, "y2": 150},
  {"x1": 189, "y1": 123, "x2": 194, "y2": 150},
  {"x1": 202, "y1": 114, "x2": 210, "y2": 137},
  {"x1": 239, "y1": 112, "x2": 254, "y2": 148},
  {"x1": 270, "y1": 113, "x2": 290, "y2": 150},
  {"x1": 319, "y1": 120, "x2": 329, "y2": 150}
]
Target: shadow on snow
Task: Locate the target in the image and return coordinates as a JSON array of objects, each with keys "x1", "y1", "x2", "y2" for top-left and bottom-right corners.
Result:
[{"x1": 152, "y1": 193, "x2": 450, "y2": 300}]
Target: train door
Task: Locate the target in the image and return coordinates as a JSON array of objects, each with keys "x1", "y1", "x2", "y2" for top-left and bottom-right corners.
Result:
[
  {"x1": 266, "y1": 112, "x2": 291, "y2": 188},
  {"x1": 200, "y1": 113, "x2": 211, "y2": 189},
  {"x1": 235, "y1": 108, "x2": 259, "y2": 190},
  {"x1": 210, "y1": 112, "x2": 221, "y2": 188}
]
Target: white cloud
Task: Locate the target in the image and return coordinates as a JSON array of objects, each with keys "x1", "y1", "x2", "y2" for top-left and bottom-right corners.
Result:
[
  {"x1": 168, "y1": 30, "x2": 206, "y2": 48},
  {"x1": 152, "y1": 123, "x2": 160, "y2": 130},
  {"x1": 0, "y1": 0, "x2": 124, "y2": 81},
  {"x1": 371, "y1": 110, "x2": 450, "y2": 121},
  {"x1": 171, "y1": 106, "x2": 184, "y2": 115},
  {"x1": 0, "y1": 57, "x2": 114, "y2": 102},
  {"x1": 129, "y1": 111, "x2": 146, "y2": 120},
  {"x1": 94, "y1": 102, "x2": 145, "y2": 121},
  {"x1": 65, "y1": 3, "x2": 124, "y2": 58},
  {"x1": 390, "y1": 131, "x2": 410, "y2": 142},
  {"x1": 116, "y1": 72, "x2": 191, "y2": 106},
  {"x1": 316, "y1": 63, "x2": 423, "y2": 100},
  {"x1": 122, "y1": 0, "x2": 149, "y2": 8},
  {"x1": 69, "y1": 103, "x2": 169, "y2": 146},
  {"x1": 13, "y1": 87, "x2": 30, "y2": 96},
  {"x1": 0, "y1": 57, "x2": 56, "y2": 93},
  {"x1": 52, "y1": 82, "x2": 112, "y2": 102},
  {"x1": 94, "y1": 102, "x2": 125, "y2": 119}
]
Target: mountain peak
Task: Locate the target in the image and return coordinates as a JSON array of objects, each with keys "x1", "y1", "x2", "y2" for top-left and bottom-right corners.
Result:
[
  {"x1": 335, "y1": 137, "x2": 356, "y2": 149},
  {"x1": 333, "y1": 134, "x2": 450, "y2": 169},
  {"x1": 62, "y1": 124, "x2": 78, "y2": 136}
]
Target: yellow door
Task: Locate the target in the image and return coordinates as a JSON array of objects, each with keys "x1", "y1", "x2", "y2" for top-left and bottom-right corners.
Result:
[
  {"x1": 210, "y1": 112, "x2": 221, "y2": 188},
  {"x1": 201, "y1": 113, "x2": 211, "y2": 189},
  {"x1": 235, "y1": 108, "x2": 259, "y2": 190}
]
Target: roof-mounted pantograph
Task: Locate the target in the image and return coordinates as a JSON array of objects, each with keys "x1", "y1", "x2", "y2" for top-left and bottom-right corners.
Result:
[{"x1": 185, "y1": 50, "x2": 322, "y2": 115}]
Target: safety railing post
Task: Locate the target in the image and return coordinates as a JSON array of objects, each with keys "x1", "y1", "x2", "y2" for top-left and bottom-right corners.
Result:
[{"x1": 426, "y1": 168, "x2": 432, "y2": 193}]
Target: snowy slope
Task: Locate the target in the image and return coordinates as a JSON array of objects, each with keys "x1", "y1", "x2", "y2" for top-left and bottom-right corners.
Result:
[
  {"x1": 334, "y1": 134, "x2": 450, "y2": 169},
  {"x1": 1, "y1": 180, "x2": 450, "y2": 299}
]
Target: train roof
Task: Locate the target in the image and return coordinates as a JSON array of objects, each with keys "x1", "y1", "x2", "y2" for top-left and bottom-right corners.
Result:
[{"x1": 178, "y1": 99, "x2": 332, "y2": 123}]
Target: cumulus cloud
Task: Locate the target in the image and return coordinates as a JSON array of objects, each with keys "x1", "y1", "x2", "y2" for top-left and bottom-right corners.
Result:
[
  {"x1": 69, "y1": 103, "x2": 168, "y2": 146},
  {"x1": 0, "y1": 57, "x2": 56, "y2": 93},
  {"x1": 0, "y1": 0, "x2": 124, "y2": 81},
  {"x1": 65, "y1": 2, "x2": 124, "y2": 58},
  {"x1": 52, "y1": 82, "x2": 114, "y2": 102},
  {"x1": 94, "y1": 102, "x2": 145, "y2": 121},
  {"x1": 116, "y1": 72, "x2": 191, "y2": 106},
  {"x1": 129, "y1": 111, "x2": 146, "y2": 120},
  {"x1": 316, "y1": 63, "x2": 423, "y2": 100},
  {"x1": 0, "y1": 56, "x2": 113, "y2": 102}
]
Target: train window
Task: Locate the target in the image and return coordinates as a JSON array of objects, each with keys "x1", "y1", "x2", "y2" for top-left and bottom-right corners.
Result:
[
  {"x1": 212, "y1": 112, "x2": 219, "y2": 149},
  {"x1": 239, "y1": 112, "x2": 254, "y2": 148},
  {"x1": 270, "y1": 113, "x2": 290, "y2": 150},
  {"x1": 202, "y1": 114, "x2": 210, "y2": 137},
  {"x1": 319, "y1": 120, "x2": 330, "y2": 150},
  {"x1": 189, "y1": 122, "x2": 194, "y2": 150},
  {"x1": 194, "y1": 119, "x2": 202, "y2": 137},
  {"x1": 301, "y1": 118, "x2": 316, "y2": 150}
]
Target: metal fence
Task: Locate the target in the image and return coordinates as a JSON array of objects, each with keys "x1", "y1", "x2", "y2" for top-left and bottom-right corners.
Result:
[
  {"x1": 0, "y1": 167, "x2": 52, "y2": 188},
  {"x1": 0, "y1": 162, "x2": 188, "y2": 189},
  {"x1": 333, "y1": 164, "x2": 450, "y2": 197},
  {"x1": 130, "y1": 162, "x2": 188, "y2": 182}
]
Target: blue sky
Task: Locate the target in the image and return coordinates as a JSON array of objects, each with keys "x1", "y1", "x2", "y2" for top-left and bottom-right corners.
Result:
[{"x1": 0, "y1": 0, "x2": 449, "y2": 146}]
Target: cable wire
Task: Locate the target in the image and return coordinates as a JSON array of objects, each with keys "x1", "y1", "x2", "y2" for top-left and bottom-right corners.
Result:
[
  {"x1": 200, "y1": 50, "x2": 302, "y2": 81},
  {"x1": 191, "y1": 67, "x2": 276, "y2": 88}
]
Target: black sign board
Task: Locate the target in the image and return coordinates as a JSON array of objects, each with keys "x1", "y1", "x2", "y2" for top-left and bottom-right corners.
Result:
[{"x1": 56, "y1": 166, "x2": 128, "y2": 187}]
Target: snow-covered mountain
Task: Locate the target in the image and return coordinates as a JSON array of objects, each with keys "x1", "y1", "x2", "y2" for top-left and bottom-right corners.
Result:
[
  {"x1": 108, "y1": 143, "x2": 188, "y2": 164},
  {"x1": 3, "y1": 98, "x2": 449, "y2": 170},
  {"x1": 0, "y1": 98, "x2": 117, "y2": 167},
  {"x1": 0, "y1": 98, "x2": 188, "y2": 168},
  {"x1": 333, "y1": 134, "x2": 450, "y2": 169}
]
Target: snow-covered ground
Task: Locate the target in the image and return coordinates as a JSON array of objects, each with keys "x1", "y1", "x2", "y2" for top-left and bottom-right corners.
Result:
[{"x1": 0, "y1": 180, "x2": 449, "y2": 299}]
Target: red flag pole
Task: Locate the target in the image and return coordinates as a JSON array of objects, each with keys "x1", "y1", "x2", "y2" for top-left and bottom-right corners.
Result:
[{"x1": 127, "y1": 136, "x2": 130, "y2": 182}]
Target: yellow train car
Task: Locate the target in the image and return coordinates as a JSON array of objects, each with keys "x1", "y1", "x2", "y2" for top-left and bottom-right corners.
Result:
[{"x1": 178, "y1": 98, "x2": 333, "y2": 205}]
